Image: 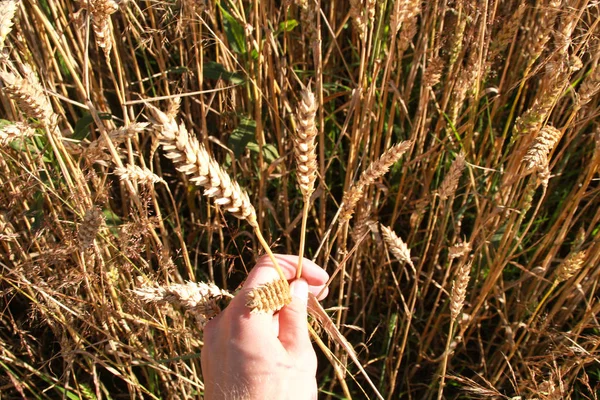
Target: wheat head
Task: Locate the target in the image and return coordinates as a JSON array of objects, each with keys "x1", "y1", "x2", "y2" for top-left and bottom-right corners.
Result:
[
  {"x1": 245, "y1": 278, "x2": 292, "y2": 313},
  {"x1": 294, "y1": 88, "x2": 318, "y2": 198},
  {"x1": 115, "y1": 164, "x2": 163, "y2": 185},
  {"x1": 438, "y1": 151, "x2": 466, "y2": 200},
  {"x1": 340, "y1": 140, "x2": 412, "y2": 222},
  {"x1": 0, "y1": 66, "x2": 55, "y2": 124},
  {"x1": 450, "y1": 260, "x2": 471, "y2": 321},
  {"x1": 0, "y1": 0, "x2": 17, "y2": 50},
  {"x1": 0, "y1": 121, "x2": 34, "y2": 146},
  {"x1": 148, "y1": 103, "x2": 257, "y2": 226},
  {"x1": 381, "y1": 225, "x2": 413, "y2": 267},
  {"x1": 522, "y1": 125, "x2": 561, "y2": 173}
]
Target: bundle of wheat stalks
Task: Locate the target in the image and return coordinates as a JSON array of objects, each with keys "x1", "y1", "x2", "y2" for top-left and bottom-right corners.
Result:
[{"x1": 1, "y1": 0, "x2": 599, "y2": 398}]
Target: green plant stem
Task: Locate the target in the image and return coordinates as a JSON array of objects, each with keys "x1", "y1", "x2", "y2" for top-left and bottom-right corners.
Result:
[{"x1": 437, "y1": 318, "x2": 455, "y2": 400}]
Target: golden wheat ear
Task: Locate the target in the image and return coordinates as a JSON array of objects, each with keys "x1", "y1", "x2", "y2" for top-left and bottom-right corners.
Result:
[{"x1": 245, "y1": 278, "x2": 292, "y2": 313}]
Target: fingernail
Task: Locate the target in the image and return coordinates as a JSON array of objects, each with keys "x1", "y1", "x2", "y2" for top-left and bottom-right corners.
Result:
[{"x1": 290, "y1": 278, "x2": 308, "y2": 305}]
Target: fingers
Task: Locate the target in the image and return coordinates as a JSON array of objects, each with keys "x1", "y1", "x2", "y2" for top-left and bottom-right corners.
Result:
[
  {"x1": 277, "y1": 279, "x2": 314, "y2": 359},
  {"x1": 224, "y1": 255, "x2": 329, "y2": 333}
]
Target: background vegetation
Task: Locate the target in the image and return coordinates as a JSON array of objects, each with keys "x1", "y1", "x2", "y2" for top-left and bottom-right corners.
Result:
[{"x1": 0, "y1": 0, "x2": 599, "y2": 398}]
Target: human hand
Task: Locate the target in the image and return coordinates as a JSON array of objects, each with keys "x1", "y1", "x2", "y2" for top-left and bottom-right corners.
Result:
[{"x1": 201, "y1": 254, "x2": 329, "y2": 400}]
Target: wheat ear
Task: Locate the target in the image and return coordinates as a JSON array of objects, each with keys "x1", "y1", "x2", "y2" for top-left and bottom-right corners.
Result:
[
  {"x1": 0, "y1": 121, "x2": 34, "y2": 146},
  {"x1": 381, "y1": 225, "x2": 413, "y2": 268},
  {"x1": 0, "y1": 0, "x2": 17, "y2": 50},
  {"x1": 340, "y1": 141, "x2": 412, "y2": 222},
  {"x1": 294, "y1": 87, "x2": 318, "y2": 279},
  {"x1": 0, "y1": 66, "x2": 56, "y2": 124},
  {"x1": 147, "y1": 102, "x2": 288, "y2": 287},
  {"x1": 438, "y1": 151, "x2": 466, "y2": 200},
  {"x1": 245, "y1": 278, "x2": 292, "y2": 313},
  {"x1": 438, "y1": 259, "x2": 472, "y2": 400},
  {"x1": 522, "y1": 125, "x2": 562, "y2": 173},
  {"x1": 133, "y1": 281, "x2": 234, "y2": 328},
  {"x1": 84, "y1": 0, "x2": 119, "y2": 59},
  {"x1": 115, "y1": 164, "x2": 164, "y2": 186}
]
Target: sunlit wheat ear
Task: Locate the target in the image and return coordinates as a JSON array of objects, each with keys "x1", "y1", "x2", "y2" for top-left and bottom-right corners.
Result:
[
  {"x1": 555, "y1": 251, "x2": 586, "y2": 283},
  {"x1": 438, "y1": 151, "x2": 466, "y2": 200},
  {"x1": 133, "y1": 281, "x2": 234, "y2": 328},
  {"x1": 340, "y1": 140, "x2": 412, "y2": 222},
  {"x1": 294, "y1": 88, "x2": 318, "y2": 198},
  {"x1": 83, "y1": 0, "x2": 119, "y2": 59},
  {"x1": 380, "y1": 225, "x2": 413, "y2": 268},
  {"x1": 245, "y1": 278, "x2": 292, "y2": 313},
  {"x1": 147, "y1": 103, "x2": 257, "y2": 225},
  {"x1": 522, "y1": 125, "x2": 562, "y2": 173},
  {"x1": 390, "y1": 0, "x2": 421, "y2": 35},
  {"x1": 0, "y1": 0, "x2": 17, "y2": 50},
  {"x1": 578, "y1": 64, "x2": 600, "y2": 106},
  {"x1": 83, "y1": 122, "x2": 148, "y2": 163},
  {"x1": 0, "y1": 121, "x2": 34, "y2": 146},
  {"x1": 450, "y1": 260, "x2": 472, "y2": 321},
  {"x1": 78, "y1": 208, "x2": 104, "y2": 250},
  {"x1": 0, "y1": 66, "x2": 55, "y2": 124},
  {"x1": 114, "y1": 164, "x2": 164, "y2": 186}
]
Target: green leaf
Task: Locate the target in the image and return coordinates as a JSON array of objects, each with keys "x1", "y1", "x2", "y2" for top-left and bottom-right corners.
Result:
[
  {"x1": 203, "y1": 61, "x2": 245, "y2": 85},
  {"x1": 278, "y1": 19, "x2": 298, "y2": 34},
  {"x1": 73, "y1": 113, "x2": 112, "y2": 140},
  {"x1": 228, "y1": 117, "x2": 256, "y2": 158},
  {"x1": 218, "y1": 3, "x2": 246, "y2": 55}
]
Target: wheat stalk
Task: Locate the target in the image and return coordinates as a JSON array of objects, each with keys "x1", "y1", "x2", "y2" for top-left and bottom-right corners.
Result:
[
  {"x1": 147, "y1": 102, "x2": 289, "y2": 288},
  {"x1": 0, "y1": 0, "x2": 17, "y2": 51},
  {"x1": 294, "y1": 87, "x2": 318, "y2": 278},
  {"x1": 340, "y1": 140, "x2": 412, "y2": 222},
  {"x1": 438, "y1": 259, "x2": 472, "y2": 400}
]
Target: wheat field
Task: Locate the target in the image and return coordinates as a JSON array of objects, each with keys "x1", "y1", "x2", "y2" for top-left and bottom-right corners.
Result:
[{"x1": 0, "y1": 0, "x2": 599, "y2": 398}]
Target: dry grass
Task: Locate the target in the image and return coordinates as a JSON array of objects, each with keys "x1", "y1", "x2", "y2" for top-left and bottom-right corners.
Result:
[{"x1": 1, "y1": 0, "x2": 599, "y2": 398}]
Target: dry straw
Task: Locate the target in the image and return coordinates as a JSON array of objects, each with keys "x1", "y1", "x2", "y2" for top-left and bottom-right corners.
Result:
[
  {"x1": 245, "y1": 278, "x2": 292, "y2": 313},
  {"x1": 340, "y1": 140, "x2": 412, "y2": 222},
  {"x1": 0, "y1": 0, "x2": 17, "y2": 50}
]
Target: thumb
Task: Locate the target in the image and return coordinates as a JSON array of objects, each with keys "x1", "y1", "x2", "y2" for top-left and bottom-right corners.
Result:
[{"x1": 278, "y1": 278, "x2": 311, "y2": 356}]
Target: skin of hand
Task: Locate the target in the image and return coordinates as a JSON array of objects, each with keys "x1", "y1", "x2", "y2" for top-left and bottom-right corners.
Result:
[{"x1": 201, "y1": 254, "x2": 329, "y2": 400}]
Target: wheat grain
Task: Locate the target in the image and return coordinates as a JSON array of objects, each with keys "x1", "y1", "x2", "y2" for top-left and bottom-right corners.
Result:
[
  {"x1": 0, "y1": 0, "x2": 17, "y2": 50},
  {"x1": 0, "y1": 121, "x2": 34, "y2": 146},
  {"x1": 114, "y1": 164, "x2": 163, "y2": 185},
  {"x1": 340, "y1": 141, "x2": 412, "y2": 222},
  {"x1": 522, "y1": 125, "x2": 561, "y2": 173},
  {"x1": 78, "y1": 208, "x2": 104, "y2": 250},
  {"x1": 381, "y1": 225, "x2": 413, "y2": 267},
  {"x1": 294, "y1": 88, "x2": 318, "y2": 198},
  {"x1": 555, "y1": 251, "x2": 586, "y2": 283},
  {"x1": 0, "y1": 66, "x2": 55, "y2": 124},
  {"x1": 148, "y1": 103, "x2": 257, "y2": 226},
  {"x1": 448, "y1": 241, "x2": 471, "y2": 260},
  {"x1": 349, "y1": 0, "x2": 366, "y2": 41},
  {"x1": 450, "y1": 260, "x2": 471, "y2": 321},
  {"x1": 245, "y1": 278, "x2": 292, "y2": 313},
  {"x1": 438, "y1": 151, "x2": 465, "y2": 200}
]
